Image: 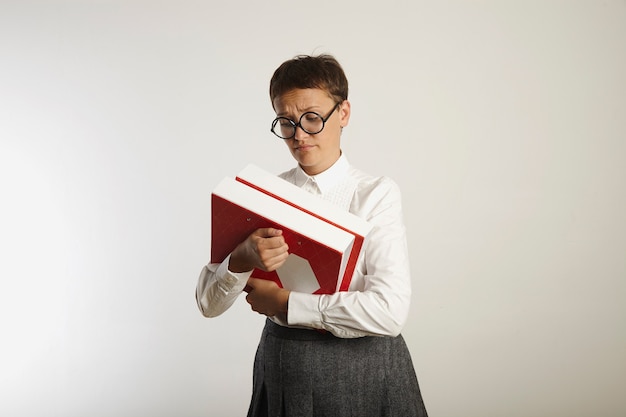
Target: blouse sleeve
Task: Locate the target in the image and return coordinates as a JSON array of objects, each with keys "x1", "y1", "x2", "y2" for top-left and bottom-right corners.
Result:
[
  {"x1": 195, "y1": 255, "x2": 253, "y2": 318},
  {"x1": 287, "y1": 177, "x2": 412, "y2": 338}
]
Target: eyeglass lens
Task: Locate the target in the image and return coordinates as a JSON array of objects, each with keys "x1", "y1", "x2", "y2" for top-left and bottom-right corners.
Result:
[{"x1": 273, "y1": 112, "x2": 324, "y2": 139}]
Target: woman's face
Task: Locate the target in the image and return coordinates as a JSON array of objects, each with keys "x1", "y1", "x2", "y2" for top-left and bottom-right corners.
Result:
[{"x1": 273, "y1": 88, "x2": 350, "y2": 176}]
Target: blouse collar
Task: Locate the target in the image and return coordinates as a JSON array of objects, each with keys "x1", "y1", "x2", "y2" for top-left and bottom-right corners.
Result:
[{"x1": 294, "y1": 153, "x2": 350, "y2": 195}]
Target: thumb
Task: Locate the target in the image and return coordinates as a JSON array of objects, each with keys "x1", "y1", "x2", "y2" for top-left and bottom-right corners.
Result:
[{"x1": 255, "y1": 227, "x2": 282, "y2": 238}]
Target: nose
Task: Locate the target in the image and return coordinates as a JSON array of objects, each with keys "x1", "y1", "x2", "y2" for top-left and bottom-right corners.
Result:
[{"x1": 293, "y1": 124, "x2": 308, "y2": 141}]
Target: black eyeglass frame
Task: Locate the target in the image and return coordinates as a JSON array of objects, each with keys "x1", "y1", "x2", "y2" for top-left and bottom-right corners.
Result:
[{"x1": 270, "y1": 102, "x2": 341, "y2": 140}]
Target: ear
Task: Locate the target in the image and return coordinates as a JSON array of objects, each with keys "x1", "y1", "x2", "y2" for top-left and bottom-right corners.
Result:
[{"x1": 339, "y1": 100, "x2": 351, "y2": 128}]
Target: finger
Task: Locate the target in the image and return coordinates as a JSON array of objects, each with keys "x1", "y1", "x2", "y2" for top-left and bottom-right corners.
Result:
[
  {"x1": 260, "y1": 252, "x2": 290, "y2": 272},
  {"x1": 252, "y1": 233, "x2": 283, "y2": 258},
  {"x1": 246, "y1": 277, "x2": 261, "y2": 289},
  {"x1": 254, "y1": 227, "x2": 283, "y2": 238},
  {"x1": 256, "y1": 237, "x2": 288, "y2": 258},
  {"x1": 247, "y1": 277, "x2": 279, "y2": 289},
  {"x1": 258, "y1": 247, "x2": 289, "y2": 269}
]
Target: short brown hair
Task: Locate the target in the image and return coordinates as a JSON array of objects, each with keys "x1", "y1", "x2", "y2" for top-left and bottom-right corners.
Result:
[{"x1": 269, "y1": 54, "x2": 349, "y2": 106}]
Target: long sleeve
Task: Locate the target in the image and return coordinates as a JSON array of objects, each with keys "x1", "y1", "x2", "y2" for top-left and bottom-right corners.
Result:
[
  {"x1": 195, "y1": 254, "x2": 253, "y2": 317},
  {"x1": 199, "y1": 156, "x2": 414, "y2": 338},
  {"x1": 286, "y1": 175, "x2": 412, "y2": 338}
]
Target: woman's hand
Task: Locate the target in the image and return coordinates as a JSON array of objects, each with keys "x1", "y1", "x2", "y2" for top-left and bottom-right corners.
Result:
[
  {"x1": 245, "y1": 277, "x2": 290, "y2": 316},
  {"x1": 228, "y1": 228, "x2": 289, "y2": 273}
]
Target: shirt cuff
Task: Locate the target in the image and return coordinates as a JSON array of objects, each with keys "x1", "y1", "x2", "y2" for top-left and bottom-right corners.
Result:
[
  {"x1": 216, "y1": 254, "x2": 253, "y2": 292},
  {"x1": 287, "y1": 292, "x2": 323, "y2": 329}
]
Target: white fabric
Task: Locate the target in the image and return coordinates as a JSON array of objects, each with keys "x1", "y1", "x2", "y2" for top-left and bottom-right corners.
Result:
[{"x1": 196, "y1": 154, "x2": 412, "y2": 338}]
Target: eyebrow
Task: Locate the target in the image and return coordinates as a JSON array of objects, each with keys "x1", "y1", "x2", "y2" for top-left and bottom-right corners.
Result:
[{"x1": 276, "y1": 106, "x2": 322, "y2": 118}]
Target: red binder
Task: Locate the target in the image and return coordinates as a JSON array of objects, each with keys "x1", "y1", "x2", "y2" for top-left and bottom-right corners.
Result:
[{"x1": 210, "y1": 165, "x2": 372, "y2": 294}]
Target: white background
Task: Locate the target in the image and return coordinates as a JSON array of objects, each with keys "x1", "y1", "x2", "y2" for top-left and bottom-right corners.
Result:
[{"x1": 1, "y1": 1, "x2": 625, "y2": 416}]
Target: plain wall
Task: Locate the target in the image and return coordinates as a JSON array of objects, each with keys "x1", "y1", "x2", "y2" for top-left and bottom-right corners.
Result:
[{"x1": 1, "y1": 1, "x2": 624, "y2": 416}]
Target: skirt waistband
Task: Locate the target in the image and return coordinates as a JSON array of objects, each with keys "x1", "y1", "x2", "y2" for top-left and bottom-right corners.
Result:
[{"x1": 265, "y1": 318, "x2": 339, "y2": 341}]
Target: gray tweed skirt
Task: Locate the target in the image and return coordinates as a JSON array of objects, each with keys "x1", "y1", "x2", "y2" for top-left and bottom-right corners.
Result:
[{"x1": 247, "y1": 319, "x2": 428, "y2": 417}]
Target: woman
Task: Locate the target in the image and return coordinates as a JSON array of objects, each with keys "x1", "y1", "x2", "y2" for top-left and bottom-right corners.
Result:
[{"x1": 196, "y1": 54, "x2": 428, "y2": 417}]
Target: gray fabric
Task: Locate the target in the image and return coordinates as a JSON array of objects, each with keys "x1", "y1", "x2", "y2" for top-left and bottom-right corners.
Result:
[{"x1": 247, "y1": 319, "x2": 428, "y2": 417}]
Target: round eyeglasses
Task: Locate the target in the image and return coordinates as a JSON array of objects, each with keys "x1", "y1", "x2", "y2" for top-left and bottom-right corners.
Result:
[{"x1": 270, "y1": 103, "x2": 340, "y2": 140}]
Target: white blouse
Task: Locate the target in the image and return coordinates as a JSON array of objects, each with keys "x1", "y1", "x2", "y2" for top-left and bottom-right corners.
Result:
[{"x1": 196, "y1": 154, "x2": 412, "y2": 338}]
